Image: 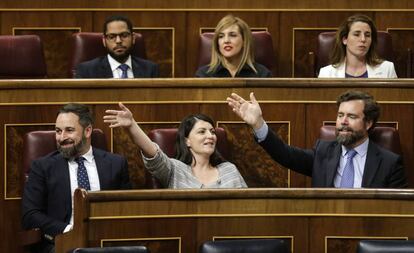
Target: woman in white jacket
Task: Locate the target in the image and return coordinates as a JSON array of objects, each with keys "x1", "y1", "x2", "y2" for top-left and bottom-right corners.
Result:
[{"x1": 318, "y1": 14, "x2": 397, "y2": 78}]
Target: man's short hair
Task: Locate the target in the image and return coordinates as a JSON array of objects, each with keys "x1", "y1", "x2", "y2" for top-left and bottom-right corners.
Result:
[
  {"x1": 58, "y1": 103, "x2": 94, "y2": 128},
  {"x1": 103, "y1": 15, "x2": 133, "y2": 34},
  {"x1": 336, "y1": 90, "x2": 380, "y2": 127}
]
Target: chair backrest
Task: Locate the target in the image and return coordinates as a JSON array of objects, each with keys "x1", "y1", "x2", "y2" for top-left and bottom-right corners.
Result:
[
  {"x1": 198, "y1": 31, "x2": 275, "y2": 71},
  {"x1": 72, "y1": 246, "x2": 149, "y2": 253},
  {"x1": 315, "y1": 31, "x2": 394, "y2": 76},
  {"x1": 0, "y1": 35, "x2": 47, "y2": 78},
  {"x1": 68, "y1": 32, "x2": 146, "y2": 77},
  {"x1": 22, "y1": 129, "x2": 107, "y2": 183},
  {"x1": 357, "y1": 240, "x2": 414, "y2": 253},
  {"x1": 319, "y1": 125, "x2": 402, "y2": 154},
  {"x1": 199, "y1": 239, "x2": 290, "y2": 253},
  {"x1": 146, "y1": 127, "x2": 230, "y2": 188}
]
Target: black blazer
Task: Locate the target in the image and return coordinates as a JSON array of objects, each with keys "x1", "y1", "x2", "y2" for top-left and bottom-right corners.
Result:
[
  {"x1": 259, "y1": 129, "x2": 407, "y2": 188},
  {"x1": 21, "y1": 148, "x2": 131, "y2": 238},
  {"x1": 75, "y1": 55, "x2": 159, "y2": 78},
  {"x1": 195, "y1": 62, "x2": 272, "y2": 77}
]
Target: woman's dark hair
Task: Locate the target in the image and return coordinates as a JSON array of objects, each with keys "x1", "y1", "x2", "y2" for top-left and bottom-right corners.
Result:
[
  {"x1": 175, "y1": 114, "x2": 226, "y2": 166},
  {"x1": 330, "y1": 14, "x2": 382, "y2": 67}
]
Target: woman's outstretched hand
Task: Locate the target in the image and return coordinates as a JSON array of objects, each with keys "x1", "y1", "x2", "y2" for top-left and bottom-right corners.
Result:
[{"x1": 103, "y1": 102, "x2": 134, "y2": 128}]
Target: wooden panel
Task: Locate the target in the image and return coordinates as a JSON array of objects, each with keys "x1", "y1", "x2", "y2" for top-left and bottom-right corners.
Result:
[
  {"x1": 375, "y1": 12, "x2": 414, "y2": 78},
  {"x1": 293, "y1": 28, "x2": 336, "y2": 77},
  {"x1": 14, "y1": 29, "x2": 80, "y2": 78},
  {"x1": 3, "y1": 0, "x2": 414, "y2": 9},
  {"x1": 54, "y1": 189, "x2": 414, "y2": 253},
  {"x1": 103, "y1": 237, "x2": 181, "y2": 253},
  {"x1": 310, "y1": 217, "x2": 412, "y2": 253},
  {"x1": 387, "y1": 29, "x2": 414, "y2": 78},
  {"x1": 1, "y1": 12, "x2": 92, "y2": 78},
  {"x1": 136, "y1": 28, "x2": 174, "y2": 77}
]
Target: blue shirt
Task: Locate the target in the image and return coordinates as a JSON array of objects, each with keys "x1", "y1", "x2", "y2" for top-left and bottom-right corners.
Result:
[{"x1": 334, "y1": 138, "x2": 369, "y2": 188}]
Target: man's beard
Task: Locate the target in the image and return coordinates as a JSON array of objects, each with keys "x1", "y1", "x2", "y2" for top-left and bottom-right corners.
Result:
[
  {"x1": 335, "y1": 126, "x2": 366, "y2": 147},
  {"x1": 108, "y1": 45, "x2": 133, "y2": 63},
  {"x1": 57, "y1": 135, "x2": 87, "y2": 159}
]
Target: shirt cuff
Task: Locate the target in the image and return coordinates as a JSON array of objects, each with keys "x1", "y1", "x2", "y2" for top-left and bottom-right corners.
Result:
[
  {"x1": 63, "y1": 224, "x2": 73, "y2": 233},
  {"x1": 254, "y1": 121, "x2": 268, "y2": 142},
  {"x1": 141, "y1": 142, "x2": 160, "y2": 161}
]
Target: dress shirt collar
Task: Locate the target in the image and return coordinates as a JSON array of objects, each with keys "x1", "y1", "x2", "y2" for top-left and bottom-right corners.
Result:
[
  {"x1": 341, "y1": 137, "x2": 369, "y2": 157},
  {"x1": 107, "y1": 54, "x2": 132, "y2": 72},
  {"x1": 70, "y1": 145, "x2": 94, "y2": 162}
]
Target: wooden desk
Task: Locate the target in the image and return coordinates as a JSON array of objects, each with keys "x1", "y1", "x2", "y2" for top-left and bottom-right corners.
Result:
[{"x1": 56, "y1": 188, "x2": 414, "y2": 253}]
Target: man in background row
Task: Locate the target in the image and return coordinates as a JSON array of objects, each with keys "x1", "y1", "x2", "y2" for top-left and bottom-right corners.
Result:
[{"x1": 75, "y1": 15, "x2": 159, "y2": 78}]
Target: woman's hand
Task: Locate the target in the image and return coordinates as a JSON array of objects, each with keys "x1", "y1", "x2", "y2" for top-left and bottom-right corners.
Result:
[{"x1": 103, "y1": 102, "x2": 135, "y2": 128}]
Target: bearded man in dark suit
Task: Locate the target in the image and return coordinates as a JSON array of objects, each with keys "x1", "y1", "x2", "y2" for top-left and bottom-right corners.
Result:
[
  {"x1": 227, "y1": 90, "x2": 407, "y2": 188},
  {"x1": 22, "y1": 103, "x2": 131, "y2": 253}
]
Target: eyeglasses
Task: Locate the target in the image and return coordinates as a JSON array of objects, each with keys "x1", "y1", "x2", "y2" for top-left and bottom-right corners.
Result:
[{"x1": 104, "y1": 32, "x2": 132, "y2": 41}]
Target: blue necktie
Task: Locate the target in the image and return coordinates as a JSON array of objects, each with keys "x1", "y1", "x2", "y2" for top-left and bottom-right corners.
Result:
[
  {"x1": 118, "y1": 64, "x2": 129, "y2": 78},
  {"x1": 340, "y1": 149, "x2": 357, "y2": 188},
  {"x1": 75, "y1": 157, "x2": 91, "y2": 190}
]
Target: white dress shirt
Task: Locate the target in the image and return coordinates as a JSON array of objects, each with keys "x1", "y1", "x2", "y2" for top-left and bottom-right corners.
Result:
[
  {"x1": 64, "y1": 146, "x2": 100, "y2": 232},
  {"x1": 107, "y1": 54, "x2": 133, "y2": 78}
]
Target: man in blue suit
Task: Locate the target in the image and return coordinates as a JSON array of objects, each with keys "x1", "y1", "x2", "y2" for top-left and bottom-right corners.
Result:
[
  {"x1": 22, "y1": 103, "x2": 131, "y2": 253},
  {"x1": 227, "y1": 90, "x2": 407, "y2": 188},
  {"x1": 75, "y1": 15, "x2": 159, "y2": 78}
]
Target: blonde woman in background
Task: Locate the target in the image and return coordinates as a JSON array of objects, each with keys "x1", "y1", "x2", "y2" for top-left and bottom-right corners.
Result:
[{"x1": 196, "y1": 14, "x2": 271, "y2": 77}]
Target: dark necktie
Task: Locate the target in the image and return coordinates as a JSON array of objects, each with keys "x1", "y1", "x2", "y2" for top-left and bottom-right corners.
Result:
[
  {"x1": 75, "y1": 157, "x2": 91, "y2": 190},
  {"x1": 118, "y1": 64, "x2": 129, "y2": 78},
  {"x1": 340, "y1": 149, "x2": 357, "y2": 188}
]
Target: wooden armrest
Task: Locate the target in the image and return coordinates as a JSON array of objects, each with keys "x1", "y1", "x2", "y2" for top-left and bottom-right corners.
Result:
[{"x1": 19, "y1": 228, "x2": 42, "y2": 246}]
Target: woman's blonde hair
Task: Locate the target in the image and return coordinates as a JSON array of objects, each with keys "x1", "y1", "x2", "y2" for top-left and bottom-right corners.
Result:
[
  {"x1": 208, "y1": 15, "x2": 257, "y2": 74},
  {"x1": 330, "y1": 14, "x2": 383, "y2": 67}
]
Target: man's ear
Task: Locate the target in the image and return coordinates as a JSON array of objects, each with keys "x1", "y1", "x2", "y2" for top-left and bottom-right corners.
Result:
[
  {"x1": 102, "y1": 36, "x2": 107, "y2": 48},
  {"x1": 365, "y1": 120, "x2": 373, "y2": 131},
  {"x1": 131, "y1": 32, "x2": 135, "y2": 46},
  {"x1": 84, "y1": 125, "x2": 93, "y2": 138}
]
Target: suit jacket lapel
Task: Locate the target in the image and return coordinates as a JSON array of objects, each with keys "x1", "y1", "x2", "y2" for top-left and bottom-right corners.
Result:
[
  {"x1": 93, "y1": 148, "x2": 111, "y2": 189},
  {"x1": 55, "y1": 155, "x2": 72, "y2": 221},
  {"x1": 100, "y1": 56, "x2": 115, "y2": 78},
  {"x1": 362, "y1": 141, "x2": 381, "y2": 187},
  {"x1": 325, "y1": 142, "x2": 341, "y2": 187},
  {"x1": 131, "y1": 56, "x2": 143, "y2": 77}
]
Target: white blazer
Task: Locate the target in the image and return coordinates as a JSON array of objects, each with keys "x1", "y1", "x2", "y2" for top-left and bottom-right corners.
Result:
[{"x1": 318, "y1": 60, "x2": 397, "y2": 78}]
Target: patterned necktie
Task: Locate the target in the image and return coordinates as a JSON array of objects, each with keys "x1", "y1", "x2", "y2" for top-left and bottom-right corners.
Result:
[
  {"x1": 340, "y1": 149, "x2": 357, "y2": 188},
  {"x1": 118, "y1": 64, "x2": 129, "y2": 78},
  {"x1": 75, "y1": 157, "x2": 91, "y2": 190}
]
